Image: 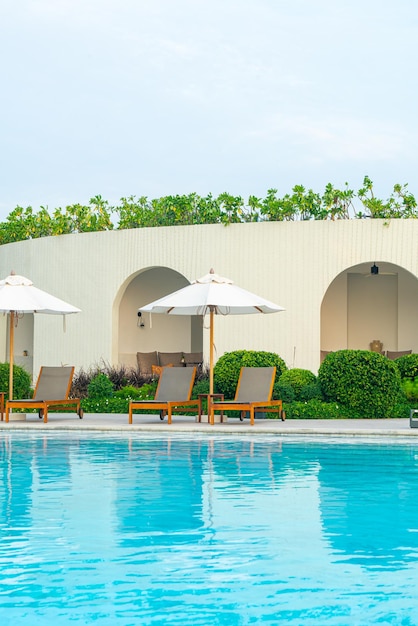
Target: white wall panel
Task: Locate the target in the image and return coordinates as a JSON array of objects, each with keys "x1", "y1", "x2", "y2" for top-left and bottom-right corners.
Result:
[{"x1": 0, "y1": 219, "x2": 417, "y2": 376}]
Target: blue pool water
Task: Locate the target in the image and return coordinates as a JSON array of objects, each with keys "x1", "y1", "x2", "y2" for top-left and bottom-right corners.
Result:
[{"x1": 1, "y1": 433, "x2": 418, "y2": 625}]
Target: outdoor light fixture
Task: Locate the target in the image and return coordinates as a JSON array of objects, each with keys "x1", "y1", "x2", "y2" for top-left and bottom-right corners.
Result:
[
  {"x1": 371, "y1": 263, "x2": 379, "y2": 275},
  {"x1": 137, "y1": 311, "x2": 145, "y2": 328}
]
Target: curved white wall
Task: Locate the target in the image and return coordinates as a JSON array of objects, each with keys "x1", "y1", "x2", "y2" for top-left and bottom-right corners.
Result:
[{"x1": 0, "y1": 218, "x2": 417, "y2": 376}]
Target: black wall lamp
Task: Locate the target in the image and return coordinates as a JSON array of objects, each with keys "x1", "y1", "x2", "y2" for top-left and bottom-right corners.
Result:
[
  {"x1": 137, "y1": 311, "x2": 145, "y2": 328},
  {"x1": 371, "y1": 263, "x2": 379, "y2": 275}
]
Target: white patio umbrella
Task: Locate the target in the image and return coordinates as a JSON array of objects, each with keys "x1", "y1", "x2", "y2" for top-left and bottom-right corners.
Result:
[
  {"x1": 0, "y1": 272, "x2": 81, "y2": 400},
  {"x1": 140, "y1": 269, "x2": 285, "y2": 394}
]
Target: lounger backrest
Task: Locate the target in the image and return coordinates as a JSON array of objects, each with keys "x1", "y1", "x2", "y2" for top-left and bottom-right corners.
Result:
[
  {"x1": 155, "y1": 366, "x2": 196, "y2": 402},
  {"x1": 33, "y1": 366, "x2": 75, "y2": 400},
  {"x1": 234, "y1": 367, "x2": 276, "y2": 402}
]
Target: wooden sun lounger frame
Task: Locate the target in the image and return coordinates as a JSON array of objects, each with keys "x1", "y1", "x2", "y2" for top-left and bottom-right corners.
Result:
[
  {"x1": 129, "y1": 366, "x2": 200, "y2": 424},
  {"x1": 209, "y1": 366, "x2": 285, "y2": 426},
  {"x1": 4, "y1": 366, "x2": 82, "y2": 424}
]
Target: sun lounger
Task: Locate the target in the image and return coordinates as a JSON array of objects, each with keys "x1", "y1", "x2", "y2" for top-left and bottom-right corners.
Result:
[
  {"x1": 209, "y1": 366, "x2": 285, "y2": 426},
  {"x1": 5, "y1": 366, "x2": 82, "y2": 423},
  {"x1": 128, "y1": 366, "x2": 200, "y2": 424}
]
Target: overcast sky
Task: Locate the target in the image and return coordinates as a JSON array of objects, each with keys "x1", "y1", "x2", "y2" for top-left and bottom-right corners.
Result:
[{"x1": 0, "y1": 0, "x2": 416, "y2": 221}]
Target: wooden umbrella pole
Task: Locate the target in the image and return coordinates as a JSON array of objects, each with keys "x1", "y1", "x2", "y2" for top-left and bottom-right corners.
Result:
[
  {"x1": 209, "y1": 308, "x2": 214, "y2": 395},
  {"x1": 9, "y1": 310, "x2": 15, "y2": 401}
]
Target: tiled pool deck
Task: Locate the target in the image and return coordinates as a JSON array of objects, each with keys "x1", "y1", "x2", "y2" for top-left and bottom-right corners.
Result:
[{"x1": 1, "y1": 413, "x2": 418, "y2": 436}]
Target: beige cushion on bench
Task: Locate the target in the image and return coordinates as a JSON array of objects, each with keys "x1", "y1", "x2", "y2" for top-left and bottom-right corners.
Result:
[
  {"x1": 183, "y1": 352, "x2": 203, "y2": 366},
  {"x1": 137, "y1": 351, "x2": 159, "y2": 376},
  {"x1": 386, "y1": 350, "x2": 412, "y2": 360},
  {"x1": 159, "y1": 351, "x2": 183, "y2": 367}
]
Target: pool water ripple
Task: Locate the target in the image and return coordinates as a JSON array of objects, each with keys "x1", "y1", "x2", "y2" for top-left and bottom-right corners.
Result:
[{"x1": 1, "y1": 433, "x2": 418, "y2": 624}]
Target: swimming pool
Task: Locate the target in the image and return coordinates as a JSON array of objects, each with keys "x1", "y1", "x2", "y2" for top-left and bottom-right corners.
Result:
[{"x1": 1, "y1": 432, "x2": 418, "y2": 625}]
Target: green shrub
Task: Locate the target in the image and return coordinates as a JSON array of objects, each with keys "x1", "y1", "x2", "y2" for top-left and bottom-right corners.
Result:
[
  {"x1": 391, "y1": 397, "x2": 414, "y2": 418},
  {"x1": 81, "y1": 397, "x2": 129, "y2": 413},
  {"x1": 284, "y1": 399, "x2": 358, "y2": 419},
  {"x1": 82, "y1": 381, "x2": 157, "y2": 413},
  {"x1": 192, "y1": 378, "x2": 210, "y2": 398},
  {"x1": 299, "y1": 382, "x2": 323, "y2": 402},
  {"x1": 278, "y1": 368, "x2": 316, "y2": 400},
  {"x1": 87, "y1": 373, "x2": 114, "y2": 399},
  {"x1": 190, "y1": 377, "x2": 210, "y2": 413},
  {"x1": 394, "y1": 353, "x2": 418, "y2": 381},
  {"x1": 402, "y1": 377, "x2": 418, "y2": 402},
  {"x1": 0, "y1": 363, "x2": 32, "y2": 399},
  {"x1": 192, "y1": 377, "x2": 210, "y2": 399},
  {"x1": 72, "y1": 363, "x2": 149, "y2": 399},
  {"x1": 318, "y1": 349, "x2": 402, "y2": 418},
  {"x1": 273, "y1": 382, "x2": 295, "y2": 403},
  {"x1": 114, "y1": 383, "x2": 156, "y2": 400},
  {"x1": 214, "y1": 350, "x2": 287, "y2": 399}
]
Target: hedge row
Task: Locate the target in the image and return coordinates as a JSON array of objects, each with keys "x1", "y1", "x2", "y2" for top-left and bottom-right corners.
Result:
[{"x1": 2, "y1": 350, "x2": 417, "y2": 417}]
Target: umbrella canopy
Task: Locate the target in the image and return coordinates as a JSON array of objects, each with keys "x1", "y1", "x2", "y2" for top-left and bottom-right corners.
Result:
[
  {"x1": 140, "y1": 269, "x2": 285, "y2": 394},
  {"x1": 0, "y1": 272, "x2": 81, "y2": 400}
]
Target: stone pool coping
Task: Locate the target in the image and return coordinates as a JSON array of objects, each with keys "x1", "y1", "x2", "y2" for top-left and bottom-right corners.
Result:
[{"x1": 1, "y1": 414, "x2": 418, "y2": 436}]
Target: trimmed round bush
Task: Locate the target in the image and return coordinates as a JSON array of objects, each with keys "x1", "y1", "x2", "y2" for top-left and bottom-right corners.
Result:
[
  {"x1": 318, "y1": 349, "x2": 402, "y2": 418},
  {"x1": 401, "y1": 378, "x2": 418, "y2": 402},
  {"x1": 394, "y1": 353, "x2": 418, "y2": 381},
  {"x1": 214, "y1": 350, "x2": 287, "y2": 399},
  {"x1": 273, "y1": 382, "x2": 295, "y2": 403},
  {"x1": 278, "y1": 368, "x2": 316, "y2": 400},
  {"x1": 299, "y1": 382, "x2": 323, "y2": 402},
  {"x1": 0, "y1": 363, "x2": 32, "y2": 399}
]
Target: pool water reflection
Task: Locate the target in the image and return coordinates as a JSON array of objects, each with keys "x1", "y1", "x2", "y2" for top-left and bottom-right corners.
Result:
[{"x1": 1, "y1": 433, "x2": 418, "y2": 625}]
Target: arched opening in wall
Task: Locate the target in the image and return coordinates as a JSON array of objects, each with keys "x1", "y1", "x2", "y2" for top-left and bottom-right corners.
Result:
[
  {"x1": 320, "y1": 262, "x2": 418, "y2": 361},
  {"x1": 116, "y1": 267, "x2": 203, "y2": 368}
]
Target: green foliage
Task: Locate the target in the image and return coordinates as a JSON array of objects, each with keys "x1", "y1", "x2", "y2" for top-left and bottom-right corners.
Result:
[
  {"x1": 1, "y1": 177, "x2": 417, "y2": 245},
  {"x1": 44, "y1": 352, "x2": 417, "y2": 417},
  {"x1": 191, "y1": 377, "x2": 210, "y2": 395},
  {"x1": 402, "y1": 378, "x2": 418, "y2": 402},
  {"x1": 0, "y1": 196, "x2": 113, "y2": 244},
  {"x1": 87, "y1": 374, "x2": 114, "y2": 399},
  {"x1": 214, "y1": 350, "x2": 287, "y2": 399},
  {"x1": 318, "y1": 349, "x2": 403, "y2": 418},
  {"x1": 394, "y1": 353, "x2": 418, "y2": 381},
  {"x1": 81, "y1": 381, "x2": 156, "y2": 413},
  {"x1": 321, "y1": 182, "x2": 355, "y2": 220},
  {"x1": 114, "y1": 384, "x2": 156, "y2": 400},
  {"x1": 299, "y1": 383, "x2": 323, "y2": 402},
  {"x1": 278, "y1": 368, "x2": 317, "y2": 400},
  {"x1": 192, "y1": 377, "x2": 210, "y2": 399},
  {"x1": 71, "y1": 363, "x2": 148, "y2": 399},
  {"x1": 357, "y1": 176, "x2": 418, "y2": 219},
  {"x1": 191, "y1": 377, "x2": 210, "y2": 412},
  {"x1": 276, "y1": 368, "x2": 323, "y2": 404},
  {"x1": 260, "y1": 186, "x2": 321, "y2": 221},
  {"x1": 81, "y1": 397, "x2": 130, "y2": 413},
  {"x1": 101, "y1": 362, "x2": 135, "y2": 389},
  {"x1": 283, "y1": 399, "x2": 357, "y2": 419},
  {"x1": 0, "y1": 363, "x2": 32, "y2": 399},
  {"x1": 273, "y1": 383, "x2": 295, "y2": 403},
  {"x1": 391, "y1": 398, "x2": 414, "y2": 418},
  {"x1": 116, "y1": 192, "x2": 257, "y2": 229}
]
